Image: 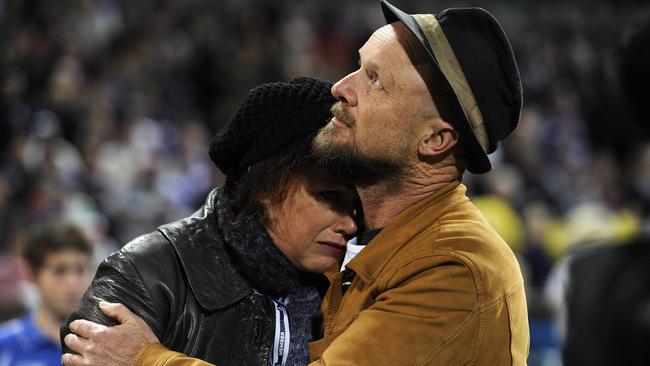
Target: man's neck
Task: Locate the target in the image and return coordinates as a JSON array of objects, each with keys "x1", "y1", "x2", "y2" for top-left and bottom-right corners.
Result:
[
  {"x1": 358, "y1": 161, "x2": 461, "y2": 230},
  {"x1": 34, "y1": 305, "x2": 64, "y2": 344}
]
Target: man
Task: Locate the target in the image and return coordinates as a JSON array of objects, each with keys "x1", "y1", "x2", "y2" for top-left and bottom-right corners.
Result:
[
  {"x1": 62, "y1": 1, "x2": 529, "y2": 365},
  {"x1": 308, "y1": 2, "x2": 528, "y2": 363},
  {"x1": 0, "y1": 222, "x2": 93, "y2": 365}
]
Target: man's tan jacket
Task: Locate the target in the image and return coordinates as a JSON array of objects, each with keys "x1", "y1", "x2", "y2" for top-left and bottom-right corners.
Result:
[{"x1": 309, "y1": 181, "x2": 529, "y2": 365}]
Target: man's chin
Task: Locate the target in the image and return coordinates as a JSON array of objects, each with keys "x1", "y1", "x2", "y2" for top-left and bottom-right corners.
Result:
[
  {"x1": 320, "y1": 122, "x2": 351, "y2": 140},
  {"x1": 313, "y1": 142, "x2": 402, "y2": 186},
  {"x1": 314, "y1": 126, "x2": 349, "y2": 154}
]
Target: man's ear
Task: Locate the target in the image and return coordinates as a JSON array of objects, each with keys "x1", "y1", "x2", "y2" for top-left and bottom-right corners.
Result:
[{"x1": 418, "y1": 119, "x2": 459, "y2": 157}]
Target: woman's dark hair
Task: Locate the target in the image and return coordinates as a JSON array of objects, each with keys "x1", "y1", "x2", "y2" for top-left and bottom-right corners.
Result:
[{"x1": 224, "y1": 134, "x2": 318, "y2": 227}]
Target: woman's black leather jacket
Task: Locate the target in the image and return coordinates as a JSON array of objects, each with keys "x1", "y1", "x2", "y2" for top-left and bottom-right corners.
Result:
[{"x1": 61, "y1": 189, "x2": 279, "y2": 365}]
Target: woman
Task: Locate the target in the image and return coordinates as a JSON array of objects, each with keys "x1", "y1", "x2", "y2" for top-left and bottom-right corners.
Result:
[{"x1": 60, "y1": 77, "x2": 358, "y2": 366}]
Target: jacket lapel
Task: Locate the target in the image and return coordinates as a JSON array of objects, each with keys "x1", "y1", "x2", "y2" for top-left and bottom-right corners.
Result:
[{"x1": 158, "y1": 189, "x2": 252, "y2": 311}]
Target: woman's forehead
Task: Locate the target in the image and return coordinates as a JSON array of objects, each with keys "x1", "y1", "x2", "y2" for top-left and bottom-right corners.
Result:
[{"x1": 301, "y1": 168, "x2": 354, "y2": 189}]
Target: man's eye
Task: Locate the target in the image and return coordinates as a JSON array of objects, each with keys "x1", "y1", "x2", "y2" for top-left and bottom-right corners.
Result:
[{"x1": 368, "y1": 72, "x2": 380, "y2": 87}]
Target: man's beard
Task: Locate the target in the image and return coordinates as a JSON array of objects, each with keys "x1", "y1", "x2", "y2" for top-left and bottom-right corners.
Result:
[{"x1": 312, "y1": 103, "x2": 404, "y2": 187}]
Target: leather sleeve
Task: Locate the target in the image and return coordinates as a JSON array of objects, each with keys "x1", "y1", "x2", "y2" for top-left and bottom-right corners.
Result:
[
  {"x1": 135, "y1": 343, "x2": 216, "y2": 366},
  {"x1": 60, "y1": 231, "x2": 182, "y2": 352}
]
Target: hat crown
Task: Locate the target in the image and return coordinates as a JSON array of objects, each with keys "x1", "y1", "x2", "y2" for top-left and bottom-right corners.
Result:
[{"x1": 437, "y1": 7, "x2": 523, "y2": 145}]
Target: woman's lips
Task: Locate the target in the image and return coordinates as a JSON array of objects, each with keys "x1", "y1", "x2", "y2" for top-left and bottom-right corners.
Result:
[{"x1": 318, "y1": 241, "x2": 346, "y2": 255}]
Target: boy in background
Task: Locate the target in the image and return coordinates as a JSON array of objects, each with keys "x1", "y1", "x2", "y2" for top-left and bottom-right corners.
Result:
[{"x1": 0, "y1": 223, "x2": 93, "y2": 365}]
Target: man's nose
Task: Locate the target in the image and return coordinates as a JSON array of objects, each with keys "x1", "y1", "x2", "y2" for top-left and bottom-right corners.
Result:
[{"x1": 331, "y1": 71, "x2": 358, "y2": 106}]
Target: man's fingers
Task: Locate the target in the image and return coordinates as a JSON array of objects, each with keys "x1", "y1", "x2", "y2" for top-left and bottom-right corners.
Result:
[
  {"x1": 70, "y1": 319, "x2": 107, "y2": 339},
  {"x1": 99, "y1": 301, "x2": 135, "y2": 324},
  {"x1": 64, "y1": 333, "x2": 89, "y2": 354},
  {"x1": 62, "y1": 353, "x2": 85, "y2": 366}
]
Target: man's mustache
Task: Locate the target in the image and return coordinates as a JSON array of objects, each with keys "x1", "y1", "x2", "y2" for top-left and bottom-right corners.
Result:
[{"x1": 330, "y1": 102, "x2": 356, "y2": 128}]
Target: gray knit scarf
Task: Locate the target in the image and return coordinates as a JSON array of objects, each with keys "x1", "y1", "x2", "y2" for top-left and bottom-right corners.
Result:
[{"x1": 214, "y1": 188, "x2": 323, "y2": 366}]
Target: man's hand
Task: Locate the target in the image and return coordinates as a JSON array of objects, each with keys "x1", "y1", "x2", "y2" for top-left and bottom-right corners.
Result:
[{"x1": 62, "y1": 301, "x2": 160, "y2": 366}]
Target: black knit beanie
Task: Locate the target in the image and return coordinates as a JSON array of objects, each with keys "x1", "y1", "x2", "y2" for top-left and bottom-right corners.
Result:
[{"x1": 209, "y1": 77, "x2": 336, "y2": 177}]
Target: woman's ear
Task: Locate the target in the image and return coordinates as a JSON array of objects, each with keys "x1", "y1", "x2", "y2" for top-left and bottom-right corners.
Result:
[{"x1": 418, "y1": 119, "x2": 459, "y2": 157}]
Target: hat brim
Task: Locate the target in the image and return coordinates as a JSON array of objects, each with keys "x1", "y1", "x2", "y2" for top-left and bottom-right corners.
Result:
[{"x1": 380, "y1": 0, "x2": 492, "y2": 174}]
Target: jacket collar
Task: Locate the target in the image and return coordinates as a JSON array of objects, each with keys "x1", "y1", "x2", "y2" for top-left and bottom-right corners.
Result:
[
  {"x1": 157, "y1": 189, "x2": 252, "y2": 311},
  {"x1": 346, "y1": 181, "x2": 466, "y2": 283}
]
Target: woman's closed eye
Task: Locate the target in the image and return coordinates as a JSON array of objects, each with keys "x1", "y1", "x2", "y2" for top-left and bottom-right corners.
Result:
[{"x1": 319, "y1": 190, "x2": 342, "y2": 202}]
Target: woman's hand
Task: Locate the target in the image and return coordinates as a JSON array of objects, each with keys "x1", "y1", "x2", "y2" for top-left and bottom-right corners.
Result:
[{"x1": 62, "y1": 301, "x2": 159, "y2": 366}]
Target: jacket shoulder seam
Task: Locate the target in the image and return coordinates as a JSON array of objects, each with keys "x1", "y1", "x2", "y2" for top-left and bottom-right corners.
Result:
[
  {"x1": 119, "y1": 249, "x2": 163, "y2": 325},
  {"x1": 478, "y1": 281, "x2": 524, "y2": 312}
]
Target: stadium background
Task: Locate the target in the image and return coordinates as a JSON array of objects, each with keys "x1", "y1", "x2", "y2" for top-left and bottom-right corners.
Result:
[{"x1": 1, "y1": 0, "x2": 649, "y2": 365}]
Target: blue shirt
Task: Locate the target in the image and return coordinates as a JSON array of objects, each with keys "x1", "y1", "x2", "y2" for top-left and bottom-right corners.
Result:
[{"x1": 0, "y1": 313, "x2": 61, "y2": 366}]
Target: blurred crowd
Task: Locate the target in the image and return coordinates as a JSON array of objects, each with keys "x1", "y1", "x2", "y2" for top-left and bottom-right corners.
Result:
[{"x1": 1, "y1": 0, "x2": 649, "y2": 365}]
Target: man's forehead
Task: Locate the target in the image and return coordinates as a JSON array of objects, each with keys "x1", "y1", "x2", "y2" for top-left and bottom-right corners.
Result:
[
  {"x1": 359, "y1": 21, "x2": 436, "y2": 110},
  {"x1": 361, "y1": 24, "x2": 397, "y2": 55},
  {"x1": 360, "y1": 22, "x2": 417, "y2": 63}
]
